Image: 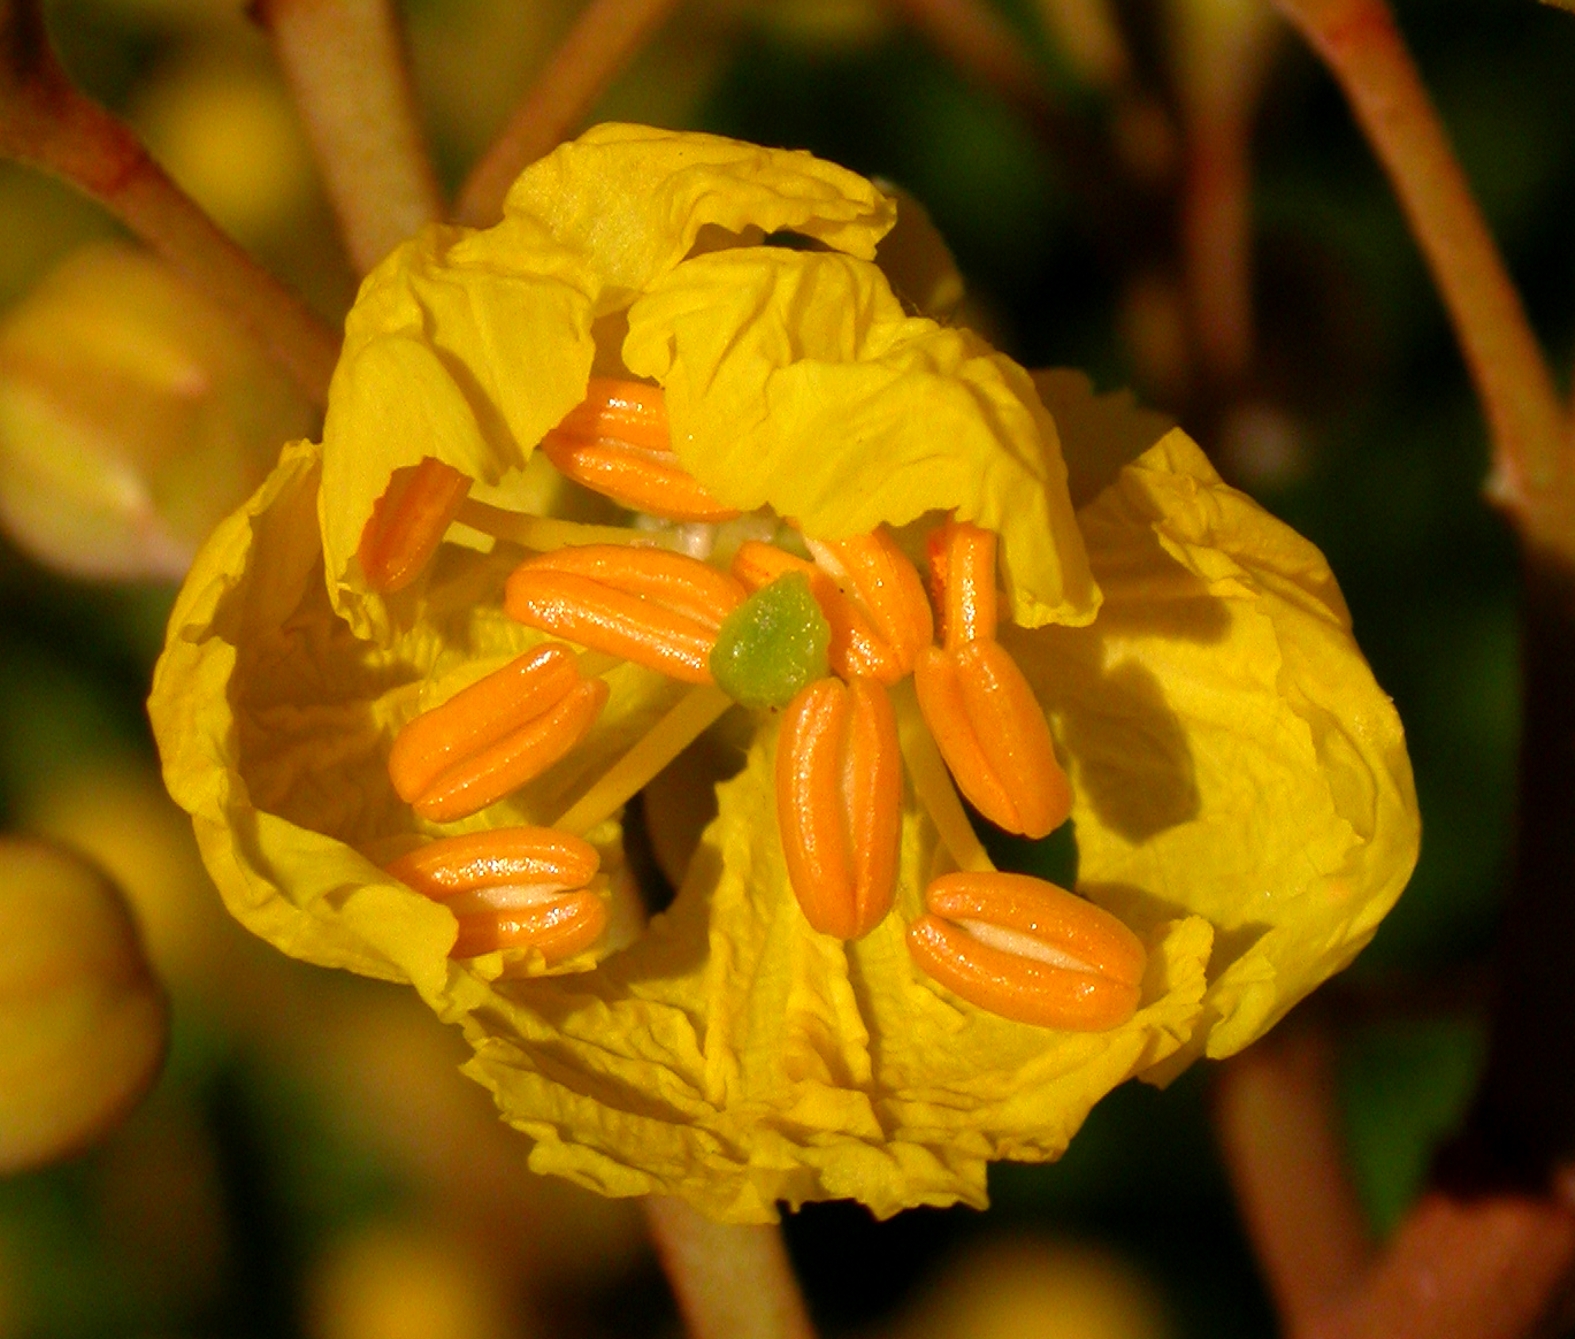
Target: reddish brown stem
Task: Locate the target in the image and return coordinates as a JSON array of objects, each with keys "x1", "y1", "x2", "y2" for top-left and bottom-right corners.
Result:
[
  {"x1": 453, "y1": 0, "x2": 680, "y2": 228},
  {"x1": 643, "y1": 1197, "x2": 817, "y2": 1339},
  {"x1": 1215, "y1": 1028, "x2": 1373, "y2": 1332},
  {"x1": 257, "y1": 0, "x2": 445, "y2": 274},
  {"x1": 1273, "y1": 0, "x2": 1570, "y2": 548},
  {"x1": 0, "y1": 0, "x2": 339, "y2": 403}
]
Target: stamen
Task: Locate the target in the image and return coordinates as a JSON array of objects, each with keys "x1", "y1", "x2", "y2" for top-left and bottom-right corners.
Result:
[
  {"x1": 457, "y1": 498, "x2": 682, "y2": 552},
  {"x1": 926, "y1": 520, "x2": 998, "y2": 647},
  {"x1": 542, "y1": 377, "x2": 741, "y2": 522},
  {"x1": 358, "y1": 458, "x2": 471, "y2": 592},
  {"x1": 913, "y1": 639, "x2": 1071, "y2": 838},
  {"x1": 776, "y1": 677, "x2": 901, "y2": 940},
  {"x1": 506, "y1": 545, "x2": 748, "y2": 683},
  {"x1": 389, "y1": 643, "x2": 608, "y2": 822},
  {"x1": 731, "y1": 541, "x2": 910, "y2": 684},
  {"x1": 891, "y1": 680, "x2": 994, "y2": 875},
  {"x1": 804, "y1": 529, "x2": 934, "y2": 676},
  {"x1": 907, "y1": 872, "x2": 1146, "y2": 1030},
  {"x1": 553, "y1": 685, "x2": 733, "y2": 836},
  {"x1": 387, "y1": 826, "x2": 606, "y2": 963}
]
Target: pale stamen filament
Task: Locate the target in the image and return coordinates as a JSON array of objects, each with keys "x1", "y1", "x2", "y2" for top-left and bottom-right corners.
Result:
[
  {"x1": 553, "y1": 685, "x2": 734, "y2": 836},
  {"x1": 891, "y1": 680, "x2": 994, "y2": 875}
]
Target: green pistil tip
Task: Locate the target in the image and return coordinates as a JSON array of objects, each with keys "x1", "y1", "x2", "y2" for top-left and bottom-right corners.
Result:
[{"x1": 710, "y1": 573, "x2": 831, "y2": 710}]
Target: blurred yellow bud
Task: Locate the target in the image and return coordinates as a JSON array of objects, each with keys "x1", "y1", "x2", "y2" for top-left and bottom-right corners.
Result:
[
  {"x1": 22, "y1": 762, "x2": 232, "y2": 990},
  {"x1": 0, "y1": 243, "x2": 316, "y2": 580},
  {"x1": 133, "y1": 52, "x2": 317, "y2": 246},
  {"x1": 890, "y1": 1238, "x2": 1172, "y2": 1339},
  {"x1": 0, "y1": 837, "x2": 168, "y2": 1175},
  {"x1": 305, "y1": 1224, "x2": 517, "y2": 1339}
]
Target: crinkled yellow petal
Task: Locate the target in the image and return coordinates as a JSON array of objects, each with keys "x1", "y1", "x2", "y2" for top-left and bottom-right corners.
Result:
[
  {"x1": 152, "y1": 440, "x2": 675, "y2": 989},
  {"x1": 624, "y1": 248, "x2": 1098, "y2": 628},
  {"x1": 503, "y1": 123, "x2": 897, "y2": 304},
  {"x1": 320, "y1": 220, "x2": 602, "y2": 638},
  {"x1": 1005, "y1": 428, "x2": 1419, "y2": 1083},
  {"x1": 460, "y1": 725, "x2": 1212, "y2": 1222}
]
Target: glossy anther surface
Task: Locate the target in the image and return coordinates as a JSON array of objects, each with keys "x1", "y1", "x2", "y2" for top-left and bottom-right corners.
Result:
[
  {"x1": 808, "y1": 529, "x2": 934, "y2": 676},
  {"x1": 388, "y1": 643, "x2": 608, "y2": 822},
  {"x1": 540, "y1": 377, "x2": 741, "y2": 521},
  {"x1": 927, "y1": 520, "x2": 998, "y2": 647},
  {"x1": 387, "y1": 825, "x2": 606, "y2": 962},
  {"x1": 907, "y1": 872, "x2": 1146, "y2": 1030},
  {"x1": 913, "y1": 639, "x2": 1071, "y2": 838},
  {"x1": 776, "y1": 677, "x2": 901, "y2": 939},
  {"x1": 357, "y1": 457, "x2": 471, "y2": 592},
  {"x1": 505, "y1": 544, "x2": 747, "y2": 683},
  {"x1": 733, "y1": 539, "x2": 920, "y2": 685}
]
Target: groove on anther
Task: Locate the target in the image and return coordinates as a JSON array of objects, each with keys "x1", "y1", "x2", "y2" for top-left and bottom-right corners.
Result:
[
  {"x1": 387, "y1": 826, "x2": 606, "y2": 961},
  {"x1": 358, "y1": 458, "x2": 471, "y2": 592},
  {"x1": 389, "y1": 643, "x2": 608, "y2": 821},
  {"x1": 776, "y1": 676, "x2": 901, "y2": 939},
  {"x1": 914, "y1": 639, "x2": 1070, "y2": 837},
  {"x1": 927, "y1": 520, "x2": 998, "y2": 647},
  {"x1": 540, "y1": 377, "x2": 740, "y2": 521},
  {"x1": 908, "y1": 872, "x2": 1145, "y2": 1029},
  {"x1": 507, "y1": 545, "x2": 746, "y2": 683}
]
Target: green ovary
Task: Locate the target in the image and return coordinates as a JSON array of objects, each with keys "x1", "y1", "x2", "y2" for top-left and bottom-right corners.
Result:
[{"x1": 710, "y1": 573, "x2": 832, "y2": 709}]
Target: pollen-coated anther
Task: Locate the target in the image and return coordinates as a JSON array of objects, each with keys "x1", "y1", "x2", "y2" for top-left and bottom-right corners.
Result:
[
  {"x1": 775, "y1": 676, "x2": 902, "y2": 939},
  {"x1": 541, "y1": 377, "x2": 742, "y2": 522},
  {"x1": 387, "y1": 826, "x2": 606, "y2": 962},
  {"x1": 388, "y1": 642, "x2": 608, "y2": 822},
  {"x1": 357, "y1": 457, "x2": 471, "y2": 592},
  {"x1": 907, "y1": 872, "x2": 1146, "y2": 1030},
  {"x1": 506, "y1": 544, "x2": 747, "y2": 683}
]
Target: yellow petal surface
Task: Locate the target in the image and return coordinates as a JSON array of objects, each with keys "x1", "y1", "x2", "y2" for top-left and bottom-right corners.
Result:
[
  {"x1": 624, "y1": 248, "x2": 1098, "y2": 628},
  {"x1": 1004, "y1": 428, "x2": 1419, "y2": 1079},
  {"x1": 153, "y1": 440, "x2": 674, "y2": 989},
  {"x1": 503, "y1": 123, "x2": 897, "y2": 302}
]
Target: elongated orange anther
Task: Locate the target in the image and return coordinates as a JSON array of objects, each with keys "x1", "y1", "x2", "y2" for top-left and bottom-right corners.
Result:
[
  {"x1": 506, "y1": 545, "x2": 746, "y2": 683},
  {"x1": 907, "y1": 872, "x2": 1145, "y2": 1029},
  {"x1": 732, "y1": 539, "x2": 923, "y2": 685},
  {"x1": 927, "y1": 520, "x2": 998, "y2": 647},
  {"x1": 914, "y1": 640, "x2": 1070, "y2": 838},
  {"x1": 776, "y1": 677, "x2": 902, "y2": 939},
  {"x1": 540, "y1": 377, "x2": 741, "y2": 522},
  {"x1": 357, "y1": 458, "x2": 471, "y2": 592},
  {"x1": 387, "y1": 827, "x2": 606, "y2": 962},
  {"x1": 805, "y1": 529, "x2": 934, "y2": 679},
  {"x1": 389, "y1": 643, "x2": 608, "y2": 822}
]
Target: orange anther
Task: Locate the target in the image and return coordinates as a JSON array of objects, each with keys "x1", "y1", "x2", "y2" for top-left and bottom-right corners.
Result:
[
  {"x1": 926, "y1": 519, "x2": 998, "y2": 647},
  {"x1": 541, "y1": 377, "x2": 741, "y2": 522},
  {"x1": 506, "y1": 545, "x2": 747, "y2": 684},
  {"x1": 357, "y1": 457, "x2": 471, "y2": 592},
  {"x1": 775, "y1": 677, "x2": 901, "y2": 939},
  {"x1": 913, "y1": 639, "x2": 1070, "y2": 838},
  {"x1": 806, "y1": 529, "x2": 933, "y2": 676},
  {"x1": 388, "y1": 643, "x2": 608, "y2": 822},
  {"x1": 387, "y1": 826, "x2": 606, "y2": 962},
  {"x1": 907, "y1": 872, "x2": 1145, "y2": 1030},
  {"x1": 731, "y1": 539, "x2": 920, "y2": 685}
]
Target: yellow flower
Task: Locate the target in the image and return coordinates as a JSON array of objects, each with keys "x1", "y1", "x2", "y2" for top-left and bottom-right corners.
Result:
[{"x1": 149, "y1": 124, "x2": 1417, "y2": 1222}]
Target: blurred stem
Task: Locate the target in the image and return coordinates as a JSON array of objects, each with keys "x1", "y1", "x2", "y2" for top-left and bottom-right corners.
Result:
[
  {"x1": 1169, "y1": 0, "x2": 1281, "y2": 387},
  {"x1": 0, "y1": 0, "x2": 339, "y2": 405},
  {"x1": 1214, "y1": 1027, "x2": 1372, "y2": 1332},
  {"x1": 1308, "y1": 1171, "x2": 1575, "y2": 1339},
  {"x1": 256, "y1": 0, "x2": 445, "y2": 274},
  {"x1": 454, "y1": 0, "x2": 680, "y2": 228},
  {"x1": 643, "y1": 1197, "x2": 818, "y2": 1339},
  {"x1": 1273, "y1": 0, "x2": 1574, "y2": 554}
]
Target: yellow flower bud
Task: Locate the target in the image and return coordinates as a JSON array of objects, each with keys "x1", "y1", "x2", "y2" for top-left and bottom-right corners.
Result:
[
  {"x1": 0, "y1": 837, "x2": 168, "y2": 1174},
  {"x1": 0, "y1": 243, "x2": 316, "y2": 579}
]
